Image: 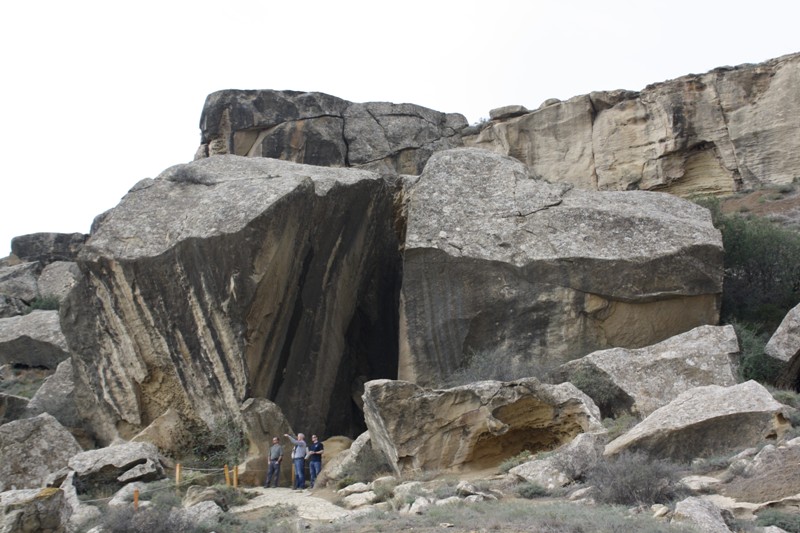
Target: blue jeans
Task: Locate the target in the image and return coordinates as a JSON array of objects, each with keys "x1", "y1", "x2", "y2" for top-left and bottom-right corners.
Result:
[
  {"x1": 293, "y1": 457, "x2": 305, "y2": 489},
  {"x1": 265, "y1": 460, "x2": 280, "y2": 487},
  {"x1": 309, "y1": 460, "x2": 321, "y2": 487}
]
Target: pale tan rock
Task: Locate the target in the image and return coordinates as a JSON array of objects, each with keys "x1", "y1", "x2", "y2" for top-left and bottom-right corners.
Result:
[
  {"x1": 557, "y1": 325, "x2": 740, "y2": 418},
  {"x1": 510, "y1": 432, "x2": 605, "y2": 488},
  {"x1": 68, "y1": 441, "x2": 166, "y2": 490},
  {"x1": 0, "y1": 311, "x2": 69, "y2": 368},
  {"x1": 671, "y1": 497, "x2": 731, "y2": 533},
  {"x1": 401, "y1": 148, "x2": 722, "y2": 385},
  {"x1": 0, "y1": 413, "x2": 82, "y2": 492},
  {"x1": 130, "y1": 407, "x2": 190, "y2": 456},
  {"x1": 765, "y1": 302, "x2": 800, "y2": 389},
  {"x1": 488, "y1": 105, "x2": 528, "y2": 120},
  {"x1": 363, "y1": 378, "x2": 603, "y2": 475},
  {"x1": 36, "y1": 262, "x2": 79, "y2": 301},
  {"x1": 0, "y1": 487, "x2": 72, "y2": 533},
  {"x1": 238, "y1": 398, "x2": 293, "y2": 488},
  {"x1": 681, "y1": 475, "x2": 722, "y2": 492},
  {"x1": 26, "y1": 359, "x2": 80, "y2": 429},
  {"x1": 342, "y1": 490, "x2": 377, "y2": 509},
  {"x1": 605, "y1": 381, "x2": 791, "y2": 461}
]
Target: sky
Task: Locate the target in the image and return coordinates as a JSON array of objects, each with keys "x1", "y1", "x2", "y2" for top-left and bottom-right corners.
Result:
[{"x1": 1, "y1": 0, "x2": 799, "y2": 256}]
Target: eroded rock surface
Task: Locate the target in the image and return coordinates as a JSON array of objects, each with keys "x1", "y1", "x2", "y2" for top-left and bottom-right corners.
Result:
[
  {"x1": 400, "y1": 148, "x2": 722, "y2": 385},
  {"x1": 0, "y1": 262, "x2": 40, "y2": 304},
  {"x1": 10, "y1": 233, "x2": 87, "y2": 265},
  {"x1": 0, "y1": 487, "x2": 71, "y2": 533},
  {"x1": 556, "y1": 325, "x2": 740, "y2": 418},
  {"x1": 26, "y1": 360, "x2": 80, "y2": 430},
  {"x1": 0, "y1": 311, "x2": 69, "y2": 368},
  {"x1": 605, "y1": 381, "x2": 791, "y2": 461},
  {"x1": 68, "y1": 441, "x2": 166, "y2": 492},
  {"x1": 363, "y1": 378, "x2": 603, "y2": 475},
  {"x1": 61, "y1": 155, "x2": 400, "y2": 444},
  {"x1": 238, "y1": 398, "x2": 293, "y2": 487},
  {"x1": 197, "y1": 90, "x2": 467, "y2": 175},
  {"x1": 466, "y1": 52, "x2": 800, "y2": 196}
]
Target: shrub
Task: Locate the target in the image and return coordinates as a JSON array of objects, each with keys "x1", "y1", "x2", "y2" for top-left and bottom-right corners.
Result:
[
  {"x1": 27, "y1": 294, "x2": 60, "y2": 311},
  {"x1": 516, "y1": 482, "x2": 548, "y2": 499},
  {"x1": 498, "y1": 450, "x2": 532, "y2": 473},
  {"x1": 601, "y1": 414, "x2": 638, "y2": 442},
  {"x1": 190, "y1": 416, "x2": 246, "y2": 468},
  {"x1": 732, "y1": 321, "x2": 783, "y2": 383},
  {"x1": 756, "y1": 509, "x2": 800, "y2": 532},
  {"x1": 586, "y1": 451, "x2": 687, "y2": 506}
]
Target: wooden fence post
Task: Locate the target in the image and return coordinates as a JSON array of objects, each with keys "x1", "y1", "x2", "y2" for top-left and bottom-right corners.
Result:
[
  {"x1": 133, "y1": 488, "x2": 139, "y2": 511},
  {"x1": 233, "y1": 465, "x2": 239, "y2": 488},
  {"x1": 224, "y1": 464, "x2": 231, "y2": 486}
]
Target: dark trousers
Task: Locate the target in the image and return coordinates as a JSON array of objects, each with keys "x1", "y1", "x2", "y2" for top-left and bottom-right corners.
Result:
[
  {"x1": 293, "y1": 457, "x2": 305, "y2": 489},
  {"x1": 265, "y1": 460, "x2": 281, "y2": 487}
]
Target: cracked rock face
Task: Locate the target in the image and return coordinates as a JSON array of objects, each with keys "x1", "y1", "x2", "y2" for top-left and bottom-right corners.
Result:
[
  {"x1": 362, "y1": 378, "x2": 603, "y2": 475},
  {"x1": 61, "y1": 155, "x2": 401, "y2": 444},
  {"x1": 197, "y1": 90, "x2": 467, "y2": 174},
  {"x1": 400, "y1": 148, "x2": 723, "y2": 386},
  {"x1": 765, "y1": 302, "x2": 800, "y2": 389},
  {"x1": 465, "y1": 52, "x2": 800, "y2": 196}
]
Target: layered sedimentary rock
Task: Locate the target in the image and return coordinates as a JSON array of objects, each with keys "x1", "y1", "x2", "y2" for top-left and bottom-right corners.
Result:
[
  {"x1": 362, "y1": 378, "x2": 603, "y2": 475},
  {"x1": 61, "y1": 155, "x2": 400, "y2": 444},
  {"x1": 197, "y1": 90, "x2": 468, "y2": 175},
  {"x1": 465, "y1": 52, "x2": 800, "y2": 195},
  {"x1": 400, "y1": 148, "x2": 722, "y2": 386}
]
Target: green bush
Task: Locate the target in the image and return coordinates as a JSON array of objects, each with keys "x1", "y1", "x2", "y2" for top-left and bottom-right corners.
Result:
[
  {"x1": 601, "y1": 414, "x2": 638, "y2": 442},
  {"x1": 516, "y1": 482, "x2": 548, "y2": 499},
  {"x1": 189, "y1": 416, "x2": 246, "y2": 468},
  {"x1": 498, "y1": 450, "x2": 532, "y2": 473},
  {"x1": 694, "y1": 196, "x2": 800, "y2": 333},
  {"x1": 732, "y1": 321, "x2": 783, "y2": 383},
  {"x1": 28, "y1": 294, "x2": 61, "y2": 311},
  {"x1": 586, "y1": 451, "x2": 687, "y2": 506},
  {"x1": 756, "y1": 509, "x2": 800, "y2": 532}
]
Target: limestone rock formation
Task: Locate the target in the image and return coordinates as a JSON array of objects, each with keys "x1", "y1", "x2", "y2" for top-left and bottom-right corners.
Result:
[
  {"x1": 362, "y1": 378, "x2": 603, "y2": 475},
  {"x1": 509, "y1": 431, "x2": 605, "y2": 488},
  {"x1": 0, "y1": 413, "x2": 82, "y2": 492},
  {"x1": 197, "y1": 90, "x2": 467, "y2": 175},
  {"x1": 605, "y1": 381, "x2": 791, "y2": 461},
  {"x1": 671, "y1": 497, "x2": 732, "y2": 533},
  {"x1": 556, "y1": 325, "x2": 740, "y2": 418},
  {"x1": 130, "y1": 407, "x2": 191, "y2": 457},
  {"x1": 765, "y1": 302, "x2": 800, "y2": 389},
  {"x1": 61, "y1": 155, "x2": 400, "y2": 444},
  {"x1": 25, "y1": 360, "x2": 80, "y2": 430},
  {"x1": 0, "y1": 295, "x2": 28, "y2": 318},
  {"x1": 0, "y1": 262, "x2": 40, "y2": 304},
  {"x1": 36, "y1": 262, "x2": 80, "y2": 302},
  {"x1": 0, "y1": 393, "x2": 29, "y2": 424},
  {"x1": 466, "y1": 52, "x2": 800, "y2": 196},
  {"x1": 10, "y1": 233, "x2": 87, "y2": 265},
  {"x1": 0, "y1": 487, "x2": 71, "y2": 533},
  {"x1": 400, "y1": 148, "x2": 722, "y2": 385},
  {"x1": 0, "y1": 311, "x2": 70, "y2": 368},
  {"x1": 68, "y1": 441, "x2": 166, "y2": 492}
]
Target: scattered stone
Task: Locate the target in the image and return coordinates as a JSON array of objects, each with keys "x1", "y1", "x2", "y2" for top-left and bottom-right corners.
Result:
[
  {"x1": 107, "y1": 482, "x2": 148, "y2": 507},
  {"x1": 0, "y1": 487, "x2": 72, "y2": 533},
  {"x1": 510, "y1": 432, "x2": 605, "y2": 488},
  {"x1": 0, "y1": 261, "x2": 41, "y2": 303},
  {"x1": 681, "y1": 475, "x2": 722, "y2": 492},
  {"x1": 671, "y1": 497, "x2": 732, "y2": 533},
  {"x1": 605, "y1": 381, "x2": 791, "y2": 461},
  {"x1": 556, "y1": 325, "x2": 740, "y2": 418},
  {"x1": 342, "y1": 491, "x2": 377, "y2": 509},
  {"x1": 337, "y1": 482, "x2": 371, "y2": 497},
  {"x1": 68, "y1": 441, "x2": 166, "y2": 493},
  {"x1": 0, "y1": 413, "x2": 82, "y2": 491},
  {"x1": 26, "y1": 359, "x2": 80, "y2": 429}
]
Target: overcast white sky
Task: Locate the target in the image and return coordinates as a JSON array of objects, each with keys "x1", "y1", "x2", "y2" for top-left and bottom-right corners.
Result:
[{"x1": 1, "y1": 0, "x2": 798, "y2": 256}]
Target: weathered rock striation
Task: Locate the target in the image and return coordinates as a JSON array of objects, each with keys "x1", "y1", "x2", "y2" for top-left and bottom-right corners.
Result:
[
  {"x1": 197, "y1": 90, "x2": 468, "y2": 175},
  {"x1": 61, "y1": 155, "x2": 401, "y2": 444},
  {"x1": 400, "y1": 148, "x2": 722, "y2": 386},
  {"x1": 362, "y1": 378, "x2": 603, "y2": 475},
  {"x1": 466, "y1": 52, "x2": 800, "y2": 196}
]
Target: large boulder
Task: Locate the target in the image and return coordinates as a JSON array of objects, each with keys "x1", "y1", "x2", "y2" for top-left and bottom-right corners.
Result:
[
  {"x1": 0, "y1": 262, "x2": 40, "y2": 303},
  {"x1": 509, "y1": 431, "x2": 605, "y2": 488},
  {"x1": 68, "y1": 441, "x2": 166, "y2": 493},
  {"x1": 0, "y1": 487, "x2": 72, "y2": 533},
  {"x1": 0, "y1": 311, "x2": 70, "y2": 368},
  {"x1": 605, "y1": 381, "x2": 791, "y2": 461},
  {"x1": 400, "y1": 148, "x2": 722, "y2": 386},
  {"x1": 0, "y1": 295, "x2": 28, "y2": 318},
  {"x1": 197, "y1": 90, "x2": 467, "y2": 174},
  {"x1": 765, "y1": 302, "x2": 800, "y2": 389},
  {"x1": 10, "y1": 233, "x2": 87, "y2": 265},
  {"x1": 0, "y1": 393, "x2": 29, "y2": 424},
  {"x1": 362, "y1": 378, "x2": 603, "y2": 475},
  {"x1": 0, "y1": 413, "x2": 82, "y2": 491},
  {"x1": 36, "y1": 262, "x2": 80, "y2": 302},
  {"x1": 555, "y1": 325, "x2": 740, "y2": 418},
  {"x1": 238, "y1": 398, "x2": 293, "y2": 487},
  {"x1": 130, "y1": 406, "x2": 191, "y2": 456},
  {"x1": 61, "y1": 155, "x2": 400, "y2": 444},
  {"x1": 465, "y1": 52, "x2": 800, "y2": 196},
  {"x1": 25, "y1": 359, "x2": 80, "y2": 429}
]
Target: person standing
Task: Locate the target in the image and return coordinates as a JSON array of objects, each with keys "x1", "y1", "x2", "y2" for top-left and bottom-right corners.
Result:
[
  {"x1": 284, "y1": 432, "x2": 307, "y2": 490},
  {"x1": 307, "y1": 434, "x2": 324, "y2": 489},
  {"x1": 264, "y1": 436, "x2": 283, "y2": 488}
]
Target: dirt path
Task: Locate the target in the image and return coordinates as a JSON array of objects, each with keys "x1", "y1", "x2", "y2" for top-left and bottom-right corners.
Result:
[{"x1": 231, "y1": 486, "x2": 352, "y2": 522}]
